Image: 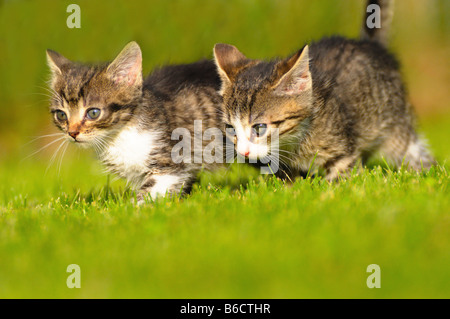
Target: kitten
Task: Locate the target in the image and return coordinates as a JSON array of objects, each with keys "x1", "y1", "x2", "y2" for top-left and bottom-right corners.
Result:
[
  {"x1": 213, "y1": 0, "x2": 435, "y2": 181},
  {"x1": 46, "y1": 42, "x2": 223, "y2": 202}
]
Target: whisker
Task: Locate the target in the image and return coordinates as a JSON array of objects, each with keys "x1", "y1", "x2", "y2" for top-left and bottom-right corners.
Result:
[
  {"x1": 23, "y1": 133, "x2": 65, "y2": 146},
  {"x1": 94, "y1": 136, "x2": 109, "y2": 153},
  {"x1": 46, "y1": 139, "x2": 67, "y2": 175},
  {"x1": 57, "y1": 141, "x2": 69, "y2": 175},
  {"x1": 22, "y1": 136, "x2": 67, "y2": 161}
]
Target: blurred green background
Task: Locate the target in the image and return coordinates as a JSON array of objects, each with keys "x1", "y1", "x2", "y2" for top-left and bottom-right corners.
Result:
[
  {"x1": 0, "y1": 0, "x2": 449, "y2": 161},
  {"x1": 0, "y1": 0, "x2": 449, "y2": 299}
]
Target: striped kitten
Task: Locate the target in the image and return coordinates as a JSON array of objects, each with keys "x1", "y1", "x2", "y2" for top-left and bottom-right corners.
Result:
[
  {"x1": 213, "y1": 0, "x2": 435, "y2": 181},
  {"x1": 46, "y1": 42, "x2": 222, "y2": 202}
]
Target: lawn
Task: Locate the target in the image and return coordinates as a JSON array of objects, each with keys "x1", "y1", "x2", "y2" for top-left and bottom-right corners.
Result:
[
  {"x1": 0, "y1": 0, "x2": 449, "y2": 299},
  {"x1": 0, "y1": 116, "x2": 449, "y2": 298}
]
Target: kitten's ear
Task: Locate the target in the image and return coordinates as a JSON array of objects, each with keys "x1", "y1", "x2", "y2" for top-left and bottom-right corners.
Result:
[
  {"x1": 273, "y1": 45, "x2": 311, "y2": 96},
  {"x1": 107, "y1": 41, "x2": 142, "y2": 86},
  {"x1": 46, "y1": 50, "x2": 72, "y2": 75},
  {"x1": 213, "y1": 43, "x2": 249, "y2": 93}
]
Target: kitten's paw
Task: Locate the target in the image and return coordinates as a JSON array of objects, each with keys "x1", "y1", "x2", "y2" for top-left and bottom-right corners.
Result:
[
  {"x1": 131, "y1": 193, "x2": 150, "y2": 206},
  {"x1": 325, "y1": 155, "x2": 359, "y2": 181}
]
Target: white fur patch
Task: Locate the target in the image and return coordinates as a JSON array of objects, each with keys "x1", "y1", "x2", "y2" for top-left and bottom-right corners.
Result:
[
  {"x1": 232, "y1": 117, "x2": 269, "y2": 159},
  {"x1": 406, "y1": 140, "x2": 421, "y2": 160},
  {"x1": 101, "y1": 126, "x2": 160, "y2": 186},
  {"x1": 233, "y1": 118, "x2": 250, "y2": 155},
  {"x1": 150, "y1": 174, "x2": 183, "y2": 198}
]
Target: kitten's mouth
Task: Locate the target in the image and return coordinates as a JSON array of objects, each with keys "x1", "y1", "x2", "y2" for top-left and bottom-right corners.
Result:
[
  {"x1": 68, "y1": 136, "x2": 88, "y2": 146},
  {"x1": 237, "y1": 145, "x2": 270, "y2": 160},
  {"x1": 68, "y1": 136, "x2": 81, "y2": 143},
  {"x1": 240, "y1": 151, "x2": 267, "y2": 160},
  {"x1": 72, "y1": 140, "x2": 85, "y2": 146},
  {"x1": 71, "y1": 139, "x2": 93, "y2": 149}
]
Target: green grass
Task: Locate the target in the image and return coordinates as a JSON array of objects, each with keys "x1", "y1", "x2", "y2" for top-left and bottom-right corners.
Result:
[
  {"x1": 0, "y1": 0, "x2": 449, "y2": 299},
  {"x1": 0, "y1": 118, "x2": 449, "y2": 299}
]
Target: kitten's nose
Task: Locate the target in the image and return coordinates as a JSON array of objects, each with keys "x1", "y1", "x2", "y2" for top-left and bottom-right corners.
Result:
[
  {"x1": 238, "y1": 149, "x2": 250, "y2": 157},
  {"x1": 68, "y1": 131, "x2": 80, "y2": 140},
  {"x1": 237, "y1": 141, "x2": 250, "y2": 157}
]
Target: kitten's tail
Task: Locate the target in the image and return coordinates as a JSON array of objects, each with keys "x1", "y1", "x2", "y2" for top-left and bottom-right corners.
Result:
[{"x1": 360, "y1": 0, "x2": 394, "y2": 46}]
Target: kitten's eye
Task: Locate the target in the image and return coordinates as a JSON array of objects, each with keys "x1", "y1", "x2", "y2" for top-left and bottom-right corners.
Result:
[
  {"x1": 252, "y1": 123, "x2": 268, "y2": 137},
  {"x1": 86, "y1": 108, "x2": 101, "y2": 120},
  {"x1": 55, "y1": 110, "x2": 67, "y2": 122},
  {"x1": 225, "y1": 124, "x2": 235, "y2": 134}
]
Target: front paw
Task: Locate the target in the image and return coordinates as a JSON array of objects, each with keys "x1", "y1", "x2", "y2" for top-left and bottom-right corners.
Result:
[{"x1": 131, "y1": 193, "x2": 150, "y2": 206}]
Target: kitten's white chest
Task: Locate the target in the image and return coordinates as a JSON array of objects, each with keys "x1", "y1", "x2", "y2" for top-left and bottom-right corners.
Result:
[{"x1": 102, "y1": 126, "x2": 159, "y2": 186}]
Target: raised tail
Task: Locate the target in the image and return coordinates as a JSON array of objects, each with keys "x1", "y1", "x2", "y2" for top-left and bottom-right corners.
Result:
[{"x1": 360, "y1": 0, "x2": 394, "y2": 46}]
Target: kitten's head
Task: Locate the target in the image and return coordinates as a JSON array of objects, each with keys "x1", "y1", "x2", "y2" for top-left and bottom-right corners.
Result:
[
  {"x1": 213, "y1": 43, "x2": 312, "y2": 159},
  {"x1": 46, "y1": 41, "x2": 143, "y2": 147}
]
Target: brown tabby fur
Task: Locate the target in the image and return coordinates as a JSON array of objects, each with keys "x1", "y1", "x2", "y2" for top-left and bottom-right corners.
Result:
[
  {"x1": 214, "y1": 0, "x2": 435, "y2": 181},
  {"x1": 47, "y1": 42, "x2": 223, "y2": 202}
]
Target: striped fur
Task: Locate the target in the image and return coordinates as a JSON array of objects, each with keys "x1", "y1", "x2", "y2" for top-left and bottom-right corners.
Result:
[{"x1": 47, "y1": 42, "x2": 223, "y2": 202}]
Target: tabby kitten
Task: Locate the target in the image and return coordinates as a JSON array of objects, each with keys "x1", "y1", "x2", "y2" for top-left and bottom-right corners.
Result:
[
  {"x1": 213, "y1": 0, "x2": 435, "y2": 181},
  {"x1": 46, "y1": 42, "x2": 222, "y2": 202}
]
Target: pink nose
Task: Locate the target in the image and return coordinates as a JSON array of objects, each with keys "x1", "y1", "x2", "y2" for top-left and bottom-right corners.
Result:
[
  {"x1": 68, "y1": 131, "x2": 79, "y2": 140},
  {"x1": 242, "y1": 151, "x2": 250, "y2": 157}
]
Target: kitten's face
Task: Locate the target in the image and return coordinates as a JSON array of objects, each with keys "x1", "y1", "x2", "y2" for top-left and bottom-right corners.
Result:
[
  {"x1": 47, "y1": 42, "x2": 143, "y2": 148},
  {"x1": 214, "y1": 44, "x2": 312, "y2": 159}
]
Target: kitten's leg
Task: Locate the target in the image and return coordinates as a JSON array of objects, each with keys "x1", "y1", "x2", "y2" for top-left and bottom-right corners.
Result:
[
  {"x1": 274, "y1": 162, "x2": 299, "y2": 182},
  {"x1": 324, "y1": 154, "x2": 359, "y2": 181},
  {"x1": 404, "y1": 138, "x2": 436, "y2": 170},
  {"x1": 137, "y1": 171, "x2": 196, "y2": 204},
  {"x1": 381, "y1": 130, "x2": 435, "y2": 170},
  {"x1": 250, "y1": 161, "x2": 298, "y2": 181}
]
